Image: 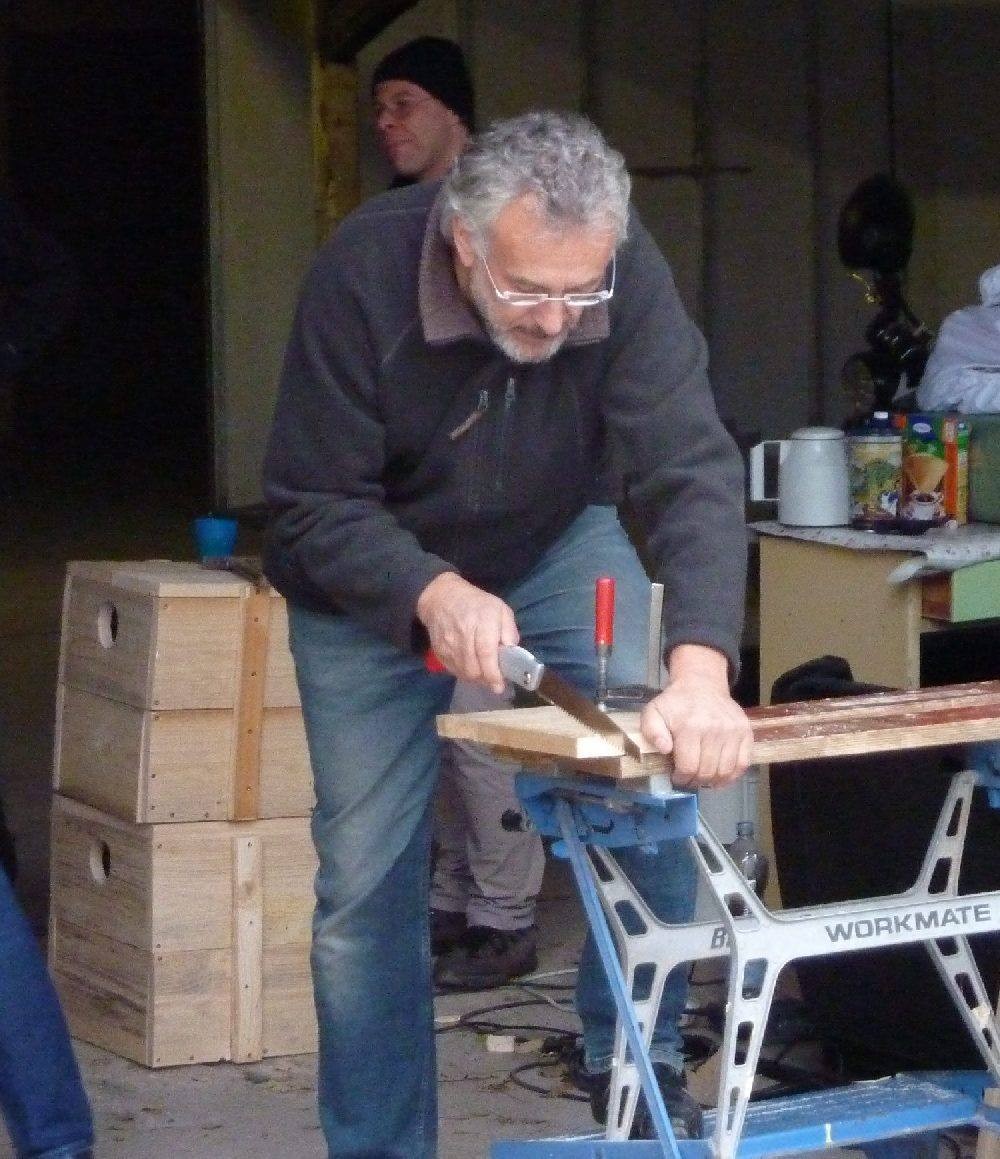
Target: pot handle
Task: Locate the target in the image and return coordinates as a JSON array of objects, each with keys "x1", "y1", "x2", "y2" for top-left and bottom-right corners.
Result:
[{"x1": 749, "y1": 440, "x2": 785, "y2": 501}]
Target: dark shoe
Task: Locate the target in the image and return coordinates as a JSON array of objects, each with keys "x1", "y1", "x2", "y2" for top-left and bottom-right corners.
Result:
[
  {"x1": 433, "y1": 924, "x2": 539, "y2": 990},
  {"x1": 430, "y1": 908, "x2": 467, "y2": 955},
  {"x1": 589, "y1": 1062, "x2": 703, "y2": 1141}
]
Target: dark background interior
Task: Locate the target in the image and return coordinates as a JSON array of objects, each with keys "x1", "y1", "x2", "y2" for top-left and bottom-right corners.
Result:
[{"x1": 3, "y1": 5, "x2": 209, "y2": 506}]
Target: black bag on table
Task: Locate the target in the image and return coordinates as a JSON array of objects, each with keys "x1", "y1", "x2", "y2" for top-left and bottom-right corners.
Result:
[{"x1": 768, "y1": 655, "x2": 1000, "y2": 1076}]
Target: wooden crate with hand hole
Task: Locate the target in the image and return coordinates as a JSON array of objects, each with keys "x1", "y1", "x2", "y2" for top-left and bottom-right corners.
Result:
[
  {"x1": 48, "y1": 795, "x2": 319, "y2": 1068},
  {"x1": 55, "y1": 560, "x2": 313, "y2": 822}
]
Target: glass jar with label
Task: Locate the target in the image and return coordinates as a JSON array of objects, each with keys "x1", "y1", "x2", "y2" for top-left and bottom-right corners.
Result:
[{"x1": 848, "y1": 411, "x2": 903, "y2": 530}]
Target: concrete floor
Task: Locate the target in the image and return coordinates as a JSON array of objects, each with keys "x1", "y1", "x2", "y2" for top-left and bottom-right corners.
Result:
[{"x1": 0, "y1": 472, "x2": 983, "y2": 1159}]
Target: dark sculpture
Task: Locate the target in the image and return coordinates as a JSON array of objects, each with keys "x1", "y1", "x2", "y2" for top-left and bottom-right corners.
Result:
[{"x1": 838, "y1": 174, "x2": 933, "y2": 420}]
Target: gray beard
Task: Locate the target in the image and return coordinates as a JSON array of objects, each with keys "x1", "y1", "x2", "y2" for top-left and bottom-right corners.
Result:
[
  {"x1": 463, "y1": 261, "x2": 570, "y2": 363},
  {"x1": 489, "y1": 324, "x2": 567, "y2": 364},
  {"x1": 470, "y1": 290, "x2": 568, "y2": 363}
]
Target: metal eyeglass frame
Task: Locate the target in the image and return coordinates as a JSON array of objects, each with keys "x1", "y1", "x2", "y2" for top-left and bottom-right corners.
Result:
[{"x1": 478, "y1": 250, "x2": 616, "y2": 308}]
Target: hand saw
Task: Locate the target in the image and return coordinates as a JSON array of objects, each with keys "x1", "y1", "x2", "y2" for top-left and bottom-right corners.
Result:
[{"x1": 498, "y1": 644, "x2": 644, "y2": 761}]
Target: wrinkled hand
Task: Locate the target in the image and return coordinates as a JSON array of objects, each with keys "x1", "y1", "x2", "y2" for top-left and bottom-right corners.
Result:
[
  {"x1": 639, "y1": 645, "x2": 753, "y2": 787},
  {"x1": 416, "y1": 572, "x2": 519, "y2": 693}
]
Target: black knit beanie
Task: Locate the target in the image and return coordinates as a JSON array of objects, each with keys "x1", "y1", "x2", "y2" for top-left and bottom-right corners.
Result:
[{"x1": 371, "y1": 37, "x2": 476, "y2": 132}]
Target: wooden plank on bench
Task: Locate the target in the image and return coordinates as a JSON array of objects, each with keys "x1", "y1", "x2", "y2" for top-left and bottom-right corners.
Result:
[
  {"x1": 436, "y1": 680, "x2": 1000, "y2": 779},
  {"x1": 752, "y1": 680, "x2": 1000, "y2": 763}
]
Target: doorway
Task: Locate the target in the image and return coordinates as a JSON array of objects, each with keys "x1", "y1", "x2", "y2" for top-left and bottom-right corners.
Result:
[{"x1": 2, "y1": 3, "x2": 210, "y2": 509}]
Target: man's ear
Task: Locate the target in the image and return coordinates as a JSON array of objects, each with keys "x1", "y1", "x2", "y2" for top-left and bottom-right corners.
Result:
[{"x1": 451, "y1": 218, "x2": 477, "y2": 271}]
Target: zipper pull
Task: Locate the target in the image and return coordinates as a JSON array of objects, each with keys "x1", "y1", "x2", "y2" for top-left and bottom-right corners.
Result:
[{"x1": 449, "y1": 388, "x2": 490, "y2": 440}]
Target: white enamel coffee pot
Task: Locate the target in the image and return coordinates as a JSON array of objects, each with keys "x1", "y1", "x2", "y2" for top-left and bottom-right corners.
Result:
[{"x1": 750, "y1": 427, "x2": 850, "y2": 526}]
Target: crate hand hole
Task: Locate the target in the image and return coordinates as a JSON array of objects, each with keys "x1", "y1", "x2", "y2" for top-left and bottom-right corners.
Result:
[
  {"x1": 88, "y1": 840, "x2": 112, "y2": 884},
  {"x1": 97, "y1": 601, "x2": 119, "y2": 649}
]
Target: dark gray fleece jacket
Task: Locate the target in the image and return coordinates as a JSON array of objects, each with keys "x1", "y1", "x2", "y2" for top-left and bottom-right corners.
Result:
[{"x1": 262, "y1": 180, "x2": 747, "y2": 671}]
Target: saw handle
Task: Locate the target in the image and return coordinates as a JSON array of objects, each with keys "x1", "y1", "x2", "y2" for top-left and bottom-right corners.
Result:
[
  {"x1": 427, "y1": 647, "x2": 544, "y2": 694},
  {"x1": 424, "y1": 650, "x2": 447, "y2": 673},
  {"x1": 595, "y1": 577, "x2": 615, "y2": 647},
  {"x1": 497, "y1": 645, "x2": 544, "y2": 692}
]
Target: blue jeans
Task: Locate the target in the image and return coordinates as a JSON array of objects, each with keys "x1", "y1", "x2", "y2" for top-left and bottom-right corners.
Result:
[
  {"x1": 0, "y1": 866, "x2": 93, "y2": 1158},
  {"x1": 289, "y1": 506, "x2": 695, "y2": 1157}
]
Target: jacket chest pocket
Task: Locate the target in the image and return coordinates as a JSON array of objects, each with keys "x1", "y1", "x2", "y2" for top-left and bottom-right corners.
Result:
[
  {"x1": 452, "y1": 376, "x2": 518, "y2": 515},
  {"x1": 450, "y1": 374, "x2": 588, "y2": 518}
]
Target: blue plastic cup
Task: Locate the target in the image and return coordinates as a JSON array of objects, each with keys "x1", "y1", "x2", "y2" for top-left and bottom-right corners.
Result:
[{"x1": 192, "y1": 516, "x2": 238, "y2": 560}]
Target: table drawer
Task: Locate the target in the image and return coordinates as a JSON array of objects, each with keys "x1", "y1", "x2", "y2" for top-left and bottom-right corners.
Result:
[{"x1": 921, "y1": 559, "x2": 1000, "y2": 622}]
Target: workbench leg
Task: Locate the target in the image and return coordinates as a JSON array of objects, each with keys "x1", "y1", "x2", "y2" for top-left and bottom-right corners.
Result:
[
  {"x1": 917, "y1": 772, "x2": 1000, "y2": 1082},
  {"x1": 558, "y1": 808, "x2": 783, "y2": 1159},
  {"x1": 976, "y1": 983, "x2": 1000, "y2": 1159},
  {"x1": 554, "y1": 799, "x2": 681, "y2": 1157},
  {"x1": 586, "y1": 845, "x2": 730, "y2": 1145},
  {"x1": 688, "y1": 824, "x2": 784, "y2": 1159}
]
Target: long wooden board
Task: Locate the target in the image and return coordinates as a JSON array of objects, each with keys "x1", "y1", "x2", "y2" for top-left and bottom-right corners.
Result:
[{"x1": 436, "y1": 680, "x2": 1000, "y2": 779}]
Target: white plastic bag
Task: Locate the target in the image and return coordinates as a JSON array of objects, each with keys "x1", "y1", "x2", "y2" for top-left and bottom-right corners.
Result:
[{"x1": 916, "y1": 262, "x2": 1000, "y2": 413}]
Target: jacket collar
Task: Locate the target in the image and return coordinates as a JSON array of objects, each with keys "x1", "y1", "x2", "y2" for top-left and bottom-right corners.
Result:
[{"x1": 418, "y1": 191, "x2": 611, "y2": 349}]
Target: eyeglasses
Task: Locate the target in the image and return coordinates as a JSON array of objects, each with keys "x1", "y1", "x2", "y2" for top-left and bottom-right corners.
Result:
[
  {"x1": 478, "y1": 251, "x2": 616, "y2": 308},
  {"x1": 373, "y1": 93, "x2": 434, "y2": 123}
]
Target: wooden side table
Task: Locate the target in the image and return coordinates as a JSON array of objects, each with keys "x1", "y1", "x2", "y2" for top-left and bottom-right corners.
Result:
[{"x1": 758, "y1": 535, "x2": 926, "y2": 697}]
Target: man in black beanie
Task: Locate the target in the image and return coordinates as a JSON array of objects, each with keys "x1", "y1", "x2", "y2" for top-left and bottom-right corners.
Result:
[{"x1": 372, "y1": 36, "x2": 475, "y2": 184}]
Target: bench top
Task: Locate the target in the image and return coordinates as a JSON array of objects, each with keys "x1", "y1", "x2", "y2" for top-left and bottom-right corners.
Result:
[{"x1": 436, "y1": 680, "x2": 1000, "y2": 779}]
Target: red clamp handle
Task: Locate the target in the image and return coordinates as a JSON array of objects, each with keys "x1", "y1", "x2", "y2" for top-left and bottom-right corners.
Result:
[{"x1": 595, "y1": 576, "x2": 615, "y2": 648}]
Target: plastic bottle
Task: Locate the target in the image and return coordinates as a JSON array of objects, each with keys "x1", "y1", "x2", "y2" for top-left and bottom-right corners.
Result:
[{"x1": 728, "y1": 820, "x2": 770, "y2": 897}]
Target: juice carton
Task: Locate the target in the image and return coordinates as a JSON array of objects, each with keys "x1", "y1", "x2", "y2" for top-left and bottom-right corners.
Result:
[{"x1": 902, "y1": 413, "x2": 969, "y2": 524}]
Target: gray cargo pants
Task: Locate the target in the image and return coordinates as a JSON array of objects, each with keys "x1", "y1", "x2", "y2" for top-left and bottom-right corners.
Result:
[{"x1": 430, "y1": 681, "x2": 545, "y2": 930}]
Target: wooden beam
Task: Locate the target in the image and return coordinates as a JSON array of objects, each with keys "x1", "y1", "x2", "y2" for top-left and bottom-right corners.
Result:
[
  {"x1": 437, "y1": 680, "x2": 1000, "y2": 779},
  {"x1": 313, "y1": 61, "x2": 360, "y2": 238}
]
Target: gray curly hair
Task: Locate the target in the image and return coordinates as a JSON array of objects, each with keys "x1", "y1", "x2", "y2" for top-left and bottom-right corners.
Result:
[{"x1": 440, "y1": 110, "x2": 631, "y2": 250}]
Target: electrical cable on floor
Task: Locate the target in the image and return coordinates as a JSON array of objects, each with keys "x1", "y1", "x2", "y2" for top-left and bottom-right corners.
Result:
[
  {"x1": 436, "y1": 996, "x2": 578, "y2": 1041},
  {"x1": 504, "y1": 1052, "x2": 590, "y2": 1101},
  {"x1": 680, "y1": 990, "x2": 862, "y2": 1104},
  {"x1": 434, "y1": 985, "x2": 589, "y2": 1103},
  {"x1": 749, "y1": 1058, "x2": 850, "y2": 1099},
  {"x1": 514, "y1": 982, "x2": 576, "y2": 1015},
  {"x1": 437, "y1": 972, "x2": 875, "y2": 1115},
  {"x1": 517, "y1": 966, "x2": 577, "y2": 984}
]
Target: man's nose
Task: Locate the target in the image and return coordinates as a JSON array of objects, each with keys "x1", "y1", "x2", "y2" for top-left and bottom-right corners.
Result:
[{"x1": 532, "y1": 299, "x2": 570, "y2": 335}]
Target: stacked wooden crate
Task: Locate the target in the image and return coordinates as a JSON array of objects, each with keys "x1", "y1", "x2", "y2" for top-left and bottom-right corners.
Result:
[{"x1": 48, "y1": 560, "x2": 318, "y2": 1067}]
